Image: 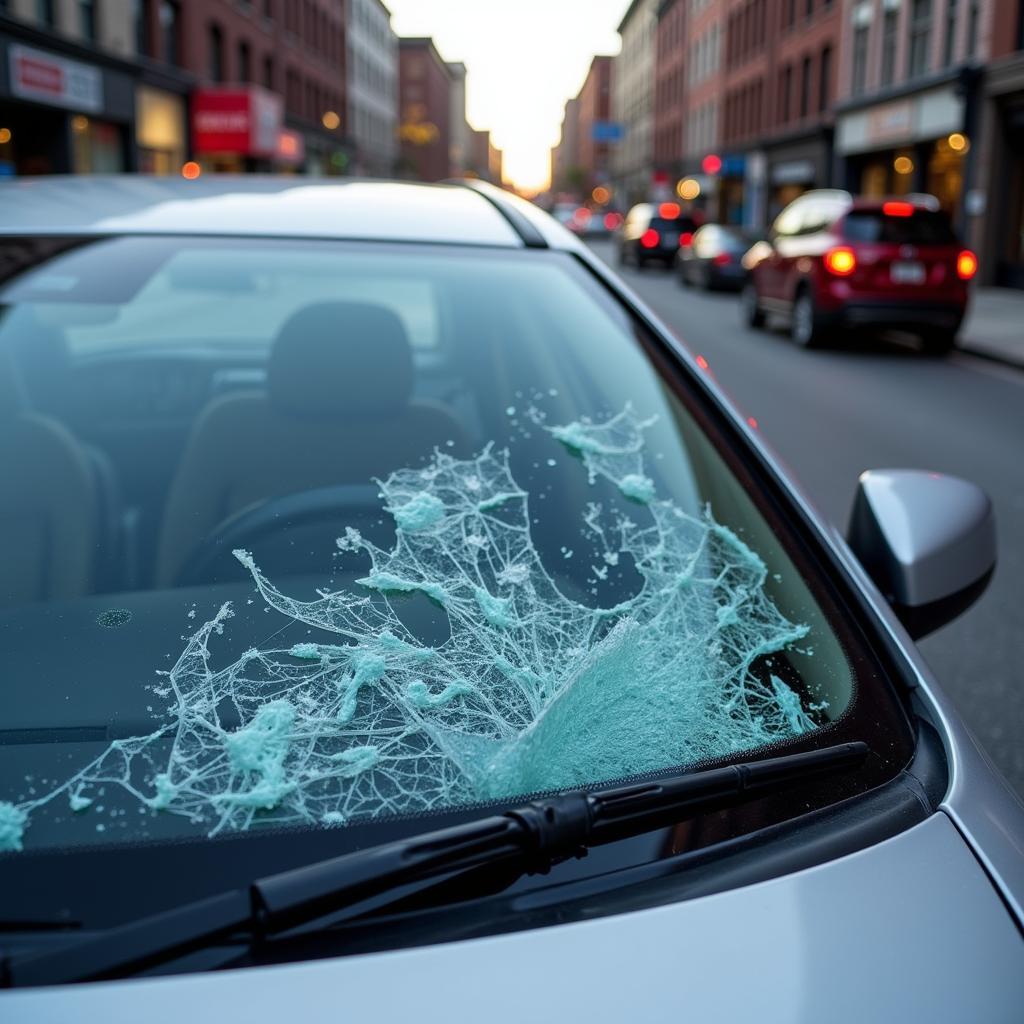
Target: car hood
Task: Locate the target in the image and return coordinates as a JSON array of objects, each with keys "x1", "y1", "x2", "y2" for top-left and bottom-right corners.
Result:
[{"x1": 5, "y1": 812, "x2": 1023, "y2": 1022}]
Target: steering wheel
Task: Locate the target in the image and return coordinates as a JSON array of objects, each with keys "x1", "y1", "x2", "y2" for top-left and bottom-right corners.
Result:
[{"x1": 175, "y1": 484, "x2": 385, "y2": 587}]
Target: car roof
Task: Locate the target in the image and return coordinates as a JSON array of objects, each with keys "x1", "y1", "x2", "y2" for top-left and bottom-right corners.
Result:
[{"x1": 0, "y1": 176, "x2": 574, "y2": 249}]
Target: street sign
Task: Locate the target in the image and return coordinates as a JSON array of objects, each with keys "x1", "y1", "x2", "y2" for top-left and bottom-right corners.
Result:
[{"x1": 592, "y1": 121, "x2": 625, "y2": 142}]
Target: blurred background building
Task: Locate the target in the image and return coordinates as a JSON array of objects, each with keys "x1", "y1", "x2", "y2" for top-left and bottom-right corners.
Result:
[
  {"x1": 0, "y1": 1, "x2": 502, "y2": 184},
  {"x1": 612, "y1": 0, "x2": 658, "y2": 205},
  {"x1": 347, "y1": 0, "x2": 398, "y2": 176}
]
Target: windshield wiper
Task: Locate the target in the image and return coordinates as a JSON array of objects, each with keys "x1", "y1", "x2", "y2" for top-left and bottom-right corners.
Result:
[{"x1": 2, "y1": 741, "x2": 867, "y2": 988}]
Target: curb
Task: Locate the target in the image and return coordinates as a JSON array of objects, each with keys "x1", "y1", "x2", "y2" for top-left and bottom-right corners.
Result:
[{"x1": 955, "y1": 340, "x2": 1024, "y2": 372}]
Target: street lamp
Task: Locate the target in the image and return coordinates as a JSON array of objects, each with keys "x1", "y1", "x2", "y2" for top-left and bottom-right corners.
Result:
[{"x1": 321, "y1": 111, "x2": 341, "y2": 131}]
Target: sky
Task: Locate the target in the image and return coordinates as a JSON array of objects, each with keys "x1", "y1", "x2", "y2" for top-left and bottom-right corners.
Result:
[{"x1": 385, "y1": 0, "x2": 627, "y2": 192}]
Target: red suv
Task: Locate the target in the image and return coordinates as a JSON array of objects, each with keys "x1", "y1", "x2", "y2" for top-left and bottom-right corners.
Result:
[{"x1": 741, "y1": 190, "x2": 977, "y2": 353}]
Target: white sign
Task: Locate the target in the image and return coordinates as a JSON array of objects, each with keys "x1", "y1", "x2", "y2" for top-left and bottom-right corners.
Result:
[{"x1": 9, "y1": 43, "x2": 103, "y2": 114}]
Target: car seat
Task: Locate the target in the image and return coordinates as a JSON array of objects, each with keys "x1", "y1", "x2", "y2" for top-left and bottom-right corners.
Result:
[
  {"x1": 155, "y1": 301, "x2": 468, "y2": 586},
  {"x1": 0, "y1": 348, "x2": 101, "y2": 607}
]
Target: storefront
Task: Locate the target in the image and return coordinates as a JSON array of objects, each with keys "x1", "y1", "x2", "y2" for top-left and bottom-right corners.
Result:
[
  {"x1": 0, "y1": 37, "x2": 135, "y2": 175},
  {"x1": 192, "y1": 86, "x2": 284, "y2": 173},
  {"x1": 763, "y1": 132, "x2": 833, "y2": 222},
  {"x1": 976, "y1": 55, "x2": 1024, "y2": 288},
  {"x1": 835, "y1": 82, "x2": 968, "y2": 217}
]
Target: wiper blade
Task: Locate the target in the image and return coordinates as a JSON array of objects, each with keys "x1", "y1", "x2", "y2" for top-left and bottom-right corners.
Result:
[{"x1": 3, "y1": 741, "x2": 867, "y2": 988}]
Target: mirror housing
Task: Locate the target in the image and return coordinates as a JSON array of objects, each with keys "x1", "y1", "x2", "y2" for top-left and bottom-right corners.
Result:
[{"x1": 847, "y1": 470, "x2": 996, "y2": 639}]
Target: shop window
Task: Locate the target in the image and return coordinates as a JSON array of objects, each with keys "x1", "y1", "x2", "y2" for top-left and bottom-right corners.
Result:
[
  {"x1": 851, "y1": 25, "x2": 869, "y2": 95},
  {"x1": 908, "y1": 0, "x2": 932, "y2": 78},
  {"x1": 927, "y1": 136, "x2": 965, "y2": 214},
  {"x1": 209, "y1": 23, "x2": 224, "y2": 83},
  {"x1": 881, "y1": 9, "x2": 899, "y2": 86},
  {"x1": 160, "y1": 2, "x2": 180, "y2": 67},
  {"x1": 943, "y1": 0, "x2": 958, "y2": 65}
]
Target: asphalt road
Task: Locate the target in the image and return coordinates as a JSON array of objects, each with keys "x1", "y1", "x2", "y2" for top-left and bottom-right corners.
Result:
[{"x1": 587, "y1": 238, "x2": 1024, "y2": 794}]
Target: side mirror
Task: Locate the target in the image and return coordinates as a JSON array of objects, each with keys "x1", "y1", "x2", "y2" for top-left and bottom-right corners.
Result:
[{"x1": 847, "y1": 470, "x2": 996, "y2": 639}]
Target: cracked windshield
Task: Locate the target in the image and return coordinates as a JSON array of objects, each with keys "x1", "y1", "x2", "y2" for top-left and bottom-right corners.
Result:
[{"x1": 0, "y1": 237, "x2": 851, "y2": 854}]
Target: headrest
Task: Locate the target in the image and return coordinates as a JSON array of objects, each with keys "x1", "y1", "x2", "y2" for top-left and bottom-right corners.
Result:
[
  {"x1": 0, "y1": 347, "x2": 28, "y2": 419},
  {"x1": 268, "y1": 302, "x2": 413, "y2": 418}
]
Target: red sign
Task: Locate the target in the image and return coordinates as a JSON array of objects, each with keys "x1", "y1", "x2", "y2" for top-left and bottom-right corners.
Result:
[{"x1": 192, "y1": 87, "x2": 283, "y2": 158}]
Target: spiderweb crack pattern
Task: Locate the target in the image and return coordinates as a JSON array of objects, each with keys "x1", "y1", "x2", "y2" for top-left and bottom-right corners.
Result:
[{"x1": 1, "y1": 407, "x2": 816, "y2": 851}]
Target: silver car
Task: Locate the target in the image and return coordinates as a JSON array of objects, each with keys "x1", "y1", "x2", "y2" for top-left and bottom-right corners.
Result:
[{"x1": 0, "y1": 177, "x2": 1021, "y2": 1021}]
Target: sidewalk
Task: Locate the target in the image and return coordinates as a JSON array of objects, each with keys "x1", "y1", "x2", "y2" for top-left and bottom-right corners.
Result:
[{"x1": 959, "y1": 287, "x2": 1024, "y2": 368}]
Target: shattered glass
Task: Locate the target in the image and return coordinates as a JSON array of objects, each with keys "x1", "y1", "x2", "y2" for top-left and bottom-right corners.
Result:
[{"x1": 0, "y1": 407, "x2": 821, "y2": 852}]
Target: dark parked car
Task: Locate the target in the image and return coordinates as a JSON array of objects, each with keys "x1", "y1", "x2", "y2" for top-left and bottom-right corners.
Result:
[
  {"x1": 741, "y1": 190, "x2": 976, "y2": 352},
  {"x1": 617, "y1": 202, "x2": 698, "y2": 268},
  {"x1": 677, "y1": 224, "x2": 752, "y2": 291}
]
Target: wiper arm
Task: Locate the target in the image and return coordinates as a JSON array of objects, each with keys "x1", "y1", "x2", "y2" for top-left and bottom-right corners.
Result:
[{"x1": 3, "y1": 741, "x2": 867, "y2": 988}]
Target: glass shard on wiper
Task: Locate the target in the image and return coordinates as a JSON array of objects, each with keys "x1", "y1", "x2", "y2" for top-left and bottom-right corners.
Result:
[{"x1": 1, "y1": 406, "x2": 820, "y2": 851}]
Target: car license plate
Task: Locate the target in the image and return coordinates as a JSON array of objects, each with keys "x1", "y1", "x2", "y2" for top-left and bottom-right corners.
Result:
[
  {"x1": 890, "y1": 261, "x2": 925, "y2": 284},
  {"x1": 663, "y1": 232, "x2": 678, "y2": 247}
]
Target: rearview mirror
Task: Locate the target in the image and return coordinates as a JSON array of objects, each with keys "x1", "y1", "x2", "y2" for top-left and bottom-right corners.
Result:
[{"x1": 847, "y1": 470, "x2": 995, "y2": 639}]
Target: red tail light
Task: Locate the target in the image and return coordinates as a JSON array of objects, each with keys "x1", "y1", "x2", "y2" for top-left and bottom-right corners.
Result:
[
  {"x1": 956, "y1": 250, "x2": 978, "y2": 280},
  {"x1": 604, "y1": 212, "x2": 623, "y2": 230},
  {"x1": 824, "y1": 246, "x2": 857, "y2": 276},
  {"x1": 659, "y1": 202, "x2": 680, "y2": 219},
  {"x1": 641, "y1": 228, "x2": 660, "y2": 248},
  {"x1": 882, "y1": 201, "x2": 914, "y2": 217},
  {"x1": 679, "y1": 231, "x2": 693, "y2": 247},
  {"x1": 713, "y1": 252, "x2": 731, "y2": 266}
]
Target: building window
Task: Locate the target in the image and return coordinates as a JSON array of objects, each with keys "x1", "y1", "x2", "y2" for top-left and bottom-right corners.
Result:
[
  {"x1": 36, "y1": 0, "x2": 55, "y2": 28},
  {"x1": 966, "y1": 0, "x2": 979, "y2": 56},
  {"x1": 238, "y1": 41, "x2": 251, "y2": 83},
  {"x1": 800, "y1": 55, "x2": 811, "y2": 117},
  {"x1": 160, "y1": 2, "x2": 180, "y2": 67},
  {"x1": 805, "y1": 0, "x2": 814, "y2": 18},
  {"x1": 780, "y1": 64, "x2": 793, "y2": 121},
  {"x1": 263, "y1": 0, "x2": 273, "y2": 17},
  {"x1": 819, "y1": 45, "x2": 831, "y2": 112},
  {"x1": 134, "y1": 0, "x2": 151, "y2": 56},
  {"x1": 79, "y1": 0, "x2": 98, "y2": 42},
  {"x1": 881, "y1": 8, "x2": 899, "y2": 85},
  {"x1": 851, "y1": 24, "x2": 869, "y2": 95},
  {"x1": 943, "y1": 0, "x2": 958, "y2": 65},
  {"x1": 209, "y1": 24, "x2": 224, "y2": 83},
  {"x1": 908, "y1": 0, "x2": 933, "y2": 78},
  {"x1": 263, "y1": 55, "x2": 274, "y2": 89},
  {"x1": 786, "y1": 0, "x2": 796, "y2": 27}
]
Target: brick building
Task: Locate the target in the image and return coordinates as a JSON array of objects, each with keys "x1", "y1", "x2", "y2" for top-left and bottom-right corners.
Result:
[
  {"x1": 550, "y1": 95, "x2": 580, "y2": 193},
  {"x1": 576, "y1": 55, "x2": 614, "y2": 191},
  {"x1": 613, "y1": 0, "x2": 659, "y2": 203},
  {"x1": 398, "y1": 37, "x2": 451, "y2": 181},
  {"x1": 654, "y1": 0, "x2": 688, "y2": 178},
  {"x1": 0, "y1": 0, "x2": 359, "y2": 176},
  {"x1": 833, "y1": 0, "x2": 993, "y2": 222},
  {"x1": 972, "y1": 0, "x2": 1024, "y2": 286}
]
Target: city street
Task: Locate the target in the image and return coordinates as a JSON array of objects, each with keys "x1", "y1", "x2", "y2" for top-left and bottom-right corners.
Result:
[{"x1": 588, "y1": 238, "x2": 1024, "y2": 793}]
